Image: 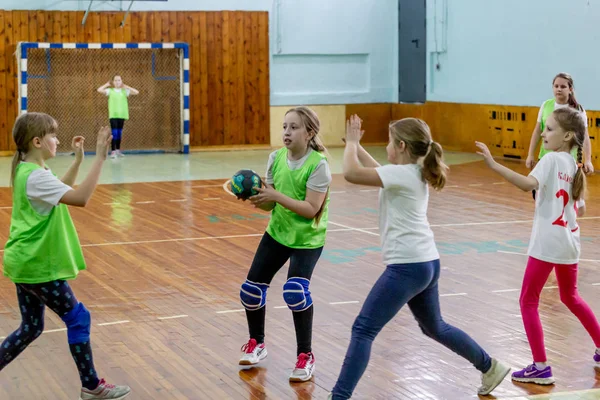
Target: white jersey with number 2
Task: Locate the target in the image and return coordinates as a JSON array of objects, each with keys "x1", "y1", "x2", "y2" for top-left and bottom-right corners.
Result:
[{"x1": 528, "y1": 151, "x2": 584, "y2": 264}]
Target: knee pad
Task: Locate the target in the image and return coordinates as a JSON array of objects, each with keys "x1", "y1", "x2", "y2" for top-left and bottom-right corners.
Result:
[
  {"x1": 283, "y1": 277, "x2": 312, "y2": 312},
  {"x1": 111, "y1": 128, "x2": 119, "y2": 140},
  {"x1": 240, "y1": 280, "x2": 269, "y2": 311},
  {"x1": 61, "y1": 302, "x2": 91, "y2": 344}
]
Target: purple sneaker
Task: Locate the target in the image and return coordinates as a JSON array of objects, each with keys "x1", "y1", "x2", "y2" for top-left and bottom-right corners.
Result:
[
  {"x1": 511, "y1": 364, "x2": 555, "y2": 385},
  {"x1": 594, "y1": 352, "x2": 600, "y2": 363}
]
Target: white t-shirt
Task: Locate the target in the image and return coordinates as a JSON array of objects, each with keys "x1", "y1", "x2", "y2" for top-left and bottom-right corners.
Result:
[
  {"x1": 26, "y1": 168, "x2": 72, "y2": 215},
  {"x1": 537, "y1": 101, "x2": 588, "y2": 128},
  {"x1": 265, "y1": 149, "x2": 331, "y2": 193},
  {"x1": 105, "y1": 88, "x2": 131, "y2": 97},
  {"x1": 375, "y1": 164, "x2": 440, "y2": 265},
  {"x1": 528, "y1": 152, "x2": 585, "y2": 264}
]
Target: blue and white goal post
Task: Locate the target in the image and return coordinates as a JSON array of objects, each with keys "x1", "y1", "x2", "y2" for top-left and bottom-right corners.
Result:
[{"x1": 16, "y1": 42, "x2": 190, "y2": 154}]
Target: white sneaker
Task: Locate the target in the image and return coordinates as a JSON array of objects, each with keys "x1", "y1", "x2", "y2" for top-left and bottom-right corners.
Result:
[
  {"x1": 79, "y1": 378, "x2": 131, "y2": 399},
  {"x1": 110, "y1": 151, "x2": 117, "y2": 159},
  {"x1": 289, "y1": 352, "x2": 315, "y2": 382},
  {"x1": 117, "y1": 150, "x2": 125, "y2": 157},
  {"x1": 478, "y1": 358, "x2": 510, "y2": 395},
  {"x1": 239, "y1": 338, "x2": 267, "y2": 365}
]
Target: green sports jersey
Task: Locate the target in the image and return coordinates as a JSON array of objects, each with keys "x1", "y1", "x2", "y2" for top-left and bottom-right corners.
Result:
[
  {"x1": 266, "y1": 148, "x2": 329, "y2": 249},
  {"x1": 538, "y1": 99, "x2": 578, "y2": 160},
  {"x1": 3, "y1": 163, "x2": 86, "y2": 283},
  {"x1": 108, "y1": 88, "x2": 129, "y2": 120}
]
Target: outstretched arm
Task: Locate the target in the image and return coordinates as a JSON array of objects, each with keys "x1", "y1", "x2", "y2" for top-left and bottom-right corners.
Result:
[{"x1": 475, "y1": 141, "x2": 538, "y2": 192}]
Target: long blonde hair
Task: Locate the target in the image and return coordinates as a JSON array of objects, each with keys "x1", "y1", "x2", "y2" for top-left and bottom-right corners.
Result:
[
  {"x1": 285, "y1": 106, "x2": 328, "y2": 155},
  {"x1": 389, "y1": 118, "x2": 448, "y2": 190},
  {"x1": 10, "y1": 112, "x2": 58, "y2": 186},
  {"x1": 285, "y1": 106, "x2": 329, "y2": 223},
  {"x1": 552, "y1": 107, "x2": 586, "y2": 201}
]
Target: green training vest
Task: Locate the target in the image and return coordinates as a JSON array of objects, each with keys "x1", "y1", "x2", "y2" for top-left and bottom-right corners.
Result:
[
  {"x1": 3, "y1": 163, "x2": 86, "y2": 283},
  {"x1": 108, "y1": 88, "x2": 129, "y2": 120},
  {"x1": 266, "y1": 148, "x2": 329, "y2": 249},
  {"x1": 538, "y1": 99, "x2": 578, "y2": 160}
]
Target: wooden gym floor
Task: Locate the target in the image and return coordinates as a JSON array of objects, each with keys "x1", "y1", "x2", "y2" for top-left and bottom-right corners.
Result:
[{"x1": 1, "y1": 153, "x2": 600, "y2": 400}]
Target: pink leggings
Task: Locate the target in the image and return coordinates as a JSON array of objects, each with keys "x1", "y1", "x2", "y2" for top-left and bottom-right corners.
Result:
[{"x1": 520, "y1": 257, "x2": 600, "y2": 362}]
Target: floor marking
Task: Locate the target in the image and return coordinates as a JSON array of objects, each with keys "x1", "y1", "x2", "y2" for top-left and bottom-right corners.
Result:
[
  {"x1": 468, "y1": 184, "x2": 483, "y2": 187},
  {"x1": 492, "y1": 182, "x2": 506, "y2": 185},
  {"x1": 97, "y1": 320, "x2": 130, "y2": 327},
  {"x1": 328, "y1": 221, "x2": 380, "y2": 236},
  {"x1": 439, "y1": 293, "x2": 468, "y2": 297},
  {"x1": 223, "y1": 179, "x2": 235, "y2": 197},
  {"x1": 191, "y1": 184, "x2": 226, "y2": 188},
  {"x1": 0, "y1": 206, "x2": 12, "y2": 209},
  {"x1": 491, "y1": 289, "x2": 520, "y2": 293},
  {"x1": 157, "y1": 315, "x2": 188, "y2": 320},
  {"x1": 498, "y1": 250, "x2": 600, "y2": 262},
  {"x1": 103, "y1": 202, "x2": 121, "y2": 205},
  {"x1": 445, "y1": 185, "x2": 459, "y2": 188},
  {"x1": 216, "y1": 309, "x2": 245, "y2": 314},
  {"x1": 169, "y1": 199, "x2": 187, "y2": 202},
  {"x1": 359, "y1": 189, "x2": 378, "y2": 192},
  {"x1": 135, "y1": 201, "x2": 155, "y2": 204},
  {"x1": 44, "y1": 328, "x2": 67, "y2": 334},
  {"x1": 218, "y1": 301, "x2": 362, "y2": 314},
  {"x1": 203, "y1": 198, "x2": 221, "y2": 201},
  {"x1": 330, "y1": 191, "x2": 347, "y2": 194},
  {"x1": 0, "y1": 228, "x2": 364, "y2": 253},
  {"x1": 499, "y1": 388, "x2": 600, "y2": 399}
]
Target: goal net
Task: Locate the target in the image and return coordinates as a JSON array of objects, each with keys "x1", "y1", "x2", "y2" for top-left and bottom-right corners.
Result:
[{"x1": 17, "y1": 42, "x2": 190, "y2": 154}]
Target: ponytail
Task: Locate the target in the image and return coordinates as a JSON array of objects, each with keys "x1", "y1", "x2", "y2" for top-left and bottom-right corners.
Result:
[
  {"x1": 568, "y1": 91, "x2": 582, "y2": 112},
  {"x1": 422, "y1": 141, "x2": 448, "y2": 190},
  {"x1": 309, "y1": 134, "x2": 328, "y2": 156},
  {"x1": 572, "y1": 145, "x2": 586, "y2": 201},
  {"x1": 310, "y1": 135, "x2": 329, "y2": 225},
  {"x1": 10, "y1": 150, "x2": 22, "y2": 187},
  {"x1": 552, "y1": 107, "x2": 586, "y2": 202}
]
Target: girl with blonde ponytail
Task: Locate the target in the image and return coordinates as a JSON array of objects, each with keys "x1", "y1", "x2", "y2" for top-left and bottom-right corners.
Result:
[{"x1": 329, "y1": 116, "x2": 509, "y2": 399}]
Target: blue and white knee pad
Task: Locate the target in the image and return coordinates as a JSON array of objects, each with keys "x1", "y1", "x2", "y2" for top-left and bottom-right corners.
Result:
[
  {"x1": 240, "y1": 280, "x2": 269, "y2": 311},
  {"x1": 283, "y1": 277, "x2": 313, "y2": 312}
]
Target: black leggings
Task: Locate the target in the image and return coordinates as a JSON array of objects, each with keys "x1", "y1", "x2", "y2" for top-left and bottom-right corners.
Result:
[
  {"x1": 0, "y1": 281, "x2": 99, "y2": 390},
  {"x1": 245, "y1": 232, "x2": 323, "y2": 355},
  {"x1": 109, "y1": 118, "x2": 126, "y2": 150}
]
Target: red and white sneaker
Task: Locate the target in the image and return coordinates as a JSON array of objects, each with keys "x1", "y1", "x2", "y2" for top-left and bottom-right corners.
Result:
[
  {"x1": 79, "y1": 378, "x2": 131, "y2": 399},
  {"x1": 239, "y1": 338, "x2": 268, "y2": 365},
  {"x1": 289, "y1": 352, "x2": 315, "y2": 382}
]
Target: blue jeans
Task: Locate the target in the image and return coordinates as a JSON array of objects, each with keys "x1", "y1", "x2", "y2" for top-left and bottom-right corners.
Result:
[{"x1": 331, "y1": 260, "x2": 492, "y2": 399}]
